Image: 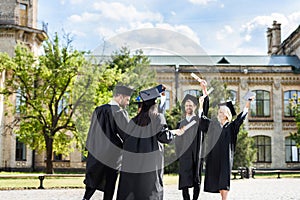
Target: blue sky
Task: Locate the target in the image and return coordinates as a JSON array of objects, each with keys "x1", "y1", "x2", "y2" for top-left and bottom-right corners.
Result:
[{"x1": 38, "y1": 0, "x2": 300, "y2": 55}]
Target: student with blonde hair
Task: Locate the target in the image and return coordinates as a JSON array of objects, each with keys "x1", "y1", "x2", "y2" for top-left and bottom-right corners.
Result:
[{"x1": 203, "y1": 96, "x2": 255, "y2": 200}]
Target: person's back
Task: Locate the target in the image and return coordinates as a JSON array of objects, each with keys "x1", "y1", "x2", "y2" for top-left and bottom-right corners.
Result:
[{"x1": 116, "y1": 86, "x2": 176, "y2": 200}]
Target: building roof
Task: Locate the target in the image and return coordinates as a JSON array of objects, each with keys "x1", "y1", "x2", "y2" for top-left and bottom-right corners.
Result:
[{"x1": 148, "y1": 55, "x2": 300, "y2": 73}]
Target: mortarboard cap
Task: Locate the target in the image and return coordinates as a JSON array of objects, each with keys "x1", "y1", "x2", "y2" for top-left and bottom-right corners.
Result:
[
  {"x1": 139, "y1": 87, "x2": 160, "y2": 102},
  {"x1": 182, "y1": 94, "x2": 199, "y2": 106},
  {"x1": 114, "y1": 85, "x2": 134, "y2": 96},
  {"x1": 218, "y1": 101, "x2": 236, "y2": 116},
  {"x1": 156, "y1": 84, "x2": 166, "y2": 93},
  {"x1": 243, "y1": 90, "x2": 256, "y2": 101}
]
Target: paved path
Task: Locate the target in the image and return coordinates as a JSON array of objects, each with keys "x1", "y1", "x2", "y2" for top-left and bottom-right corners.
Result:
[{"x1": 1, "y1": 178, "x2": 299, "y2": 200}]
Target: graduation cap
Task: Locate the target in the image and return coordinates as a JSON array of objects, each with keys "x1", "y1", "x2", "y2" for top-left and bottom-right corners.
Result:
[
  {"x1": 139, "y1": 87, "x2": 160, "y2": 102},
  {"x1": 218, "y1": 101, "x2": 236, "y2": 116},
  {"x1": 243, "y1": 90, "x2": 256, "y2": 101},
  {"x1": 114, "y1": 85, "x2": 134, "y2": 96},
  {"x1": 182, "y1": 94, "x2": 198, "y2": 106},
  {"x1": 156, "y1": 84, "x2": 166, "y2": 93}
]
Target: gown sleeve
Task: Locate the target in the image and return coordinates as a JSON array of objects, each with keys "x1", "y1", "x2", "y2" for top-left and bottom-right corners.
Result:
[
  {"x1": 156, "y1": 114, "x2": 175, "y2": 144},
  {"x1": 231, "y1": 110, "x2": 248, "y2": 151}
]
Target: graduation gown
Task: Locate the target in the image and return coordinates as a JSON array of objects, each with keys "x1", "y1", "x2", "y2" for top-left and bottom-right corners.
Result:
[
  {"x1": 84, "y1": 103, "x2": 129, "y2": 191},
  {"x1": 204, "y1": 111, "x2": 247, "y2": 193},
  {"x1": 116, "y1": 113, "x2": 174, "y2": 200},
  {"x1": 175, "y1": 96, "x2": 209, "y2": 190}
]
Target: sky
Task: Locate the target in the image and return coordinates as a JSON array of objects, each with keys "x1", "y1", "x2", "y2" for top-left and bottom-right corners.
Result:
[{"x1": 38, "y1": 0, "x2": 300, "y2": 56}]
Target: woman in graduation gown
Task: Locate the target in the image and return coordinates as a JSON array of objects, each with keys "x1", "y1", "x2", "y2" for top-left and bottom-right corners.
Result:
[
  {"x1": 175, "y1": 80, "x2": 209, "y2": 200},
  {"x1": 203, "y1": 97, "x2": 254, "y2": 200},
  {"x1": 116, "y1": 87, "x2": 183, "y2": 200}
]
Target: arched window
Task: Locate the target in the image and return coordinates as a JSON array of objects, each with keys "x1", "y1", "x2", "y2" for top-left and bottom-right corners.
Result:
[
  {"x1": 285, "y1": 137, "x2": 300, "y2": 162},
  {"x1": 253, "y1": 136, "x2": 271, "y2": 162},
  {"x1": 251, "y1": 90, "x2": 270, "y2": 117},
  {"x1": 284, "y1": 90, "x2": 300, "y2": 117}
]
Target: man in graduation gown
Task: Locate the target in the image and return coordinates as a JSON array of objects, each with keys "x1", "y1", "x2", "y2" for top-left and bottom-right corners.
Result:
[
  {"x1": 82, "y1": 85, "x2": 134, "y2": 200},
  {"x1": 203, "y1": 97, "x2": 254, "y2": 200},
  {"x1": 175, "y1": 80, "x2": 209, "y2": 200},
  {"x1": 116, "y1": 86, "x2": 183, "y2": 200}
]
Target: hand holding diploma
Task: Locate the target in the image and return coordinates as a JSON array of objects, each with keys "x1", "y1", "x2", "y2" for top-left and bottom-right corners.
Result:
[{"x1": 171, "y1": 120, "x2": 197, "y2": 136}]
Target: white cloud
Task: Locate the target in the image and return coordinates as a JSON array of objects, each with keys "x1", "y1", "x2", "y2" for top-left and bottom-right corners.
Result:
[
  {"x1": 241, "y1": 13, "x2": 288, "y2": 33},
  {"x1": 244, "y1": 34, "x2": 251, "y2": 42},
  {"x1": 224, "y1": 25, "x2": 233, "y2": 33},
  {"x1": 188, "y1": 0, "x2": 216, "y2": 5},
  {"x1": 68, "y1": 12, "x2": 101, "y2": 23},
  {"x1": 93, "y1": 2, "x2": 163, "y2": 22},
  {"x1": 69, "y1": 0, "x2": 85, "y2": 4},
  {"x1": 240, "y1": 12, "x2": 300, "y2": 43},
  {"x1": 115, "y1": 28, "x2": 202, "y2": 55},
  {"x1": 216, "y1": 25, "x2": 234, "y2": 40}
]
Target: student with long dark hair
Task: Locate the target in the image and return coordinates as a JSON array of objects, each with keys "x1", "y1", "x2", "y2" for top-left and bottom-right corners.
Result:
[{"x1": 116, "y1": 86, "x2": 183, "y2": 200}]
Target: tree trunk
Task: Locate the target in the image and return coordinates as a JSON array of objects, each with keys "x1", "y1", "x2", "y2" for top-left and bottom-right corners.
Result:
[{"x1": 45, "y1": 134, "x2": 54, "y2": 174}]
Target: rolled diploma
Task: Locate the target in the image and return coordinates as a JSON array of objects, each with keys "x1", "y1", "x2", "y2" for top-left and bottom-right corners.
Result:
[{"x1": 191, "y1": 73, "x2": 203, "y2": 82}]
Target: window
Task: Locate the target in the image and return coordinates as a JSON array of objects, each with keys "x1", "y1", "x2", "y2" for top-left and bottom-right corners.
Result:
[
  {"x1": 228, "y1": 90, "x2": 237, "y2": 105},
  {"x1": 19, "y1": 3, "x2": 28, "y2": 26},
  {"x1": 16, "y1": 139, "x2": 26, "y2": 161},
  {"x1": 183, "y1": 89, "x2": 201, "y2": 97},
  {"x1": 16, "y1": 88, "x2": 26, "y2": 113},
  {"x1": 53, "y1": 152, "x2": 63, "y2": 161},
  {"x1": 285, "y1": 137, "x2": 300, "y2": 162},
  {"x1": 58, "y1": 92, "x2": 70, "y2": 114},
  {"x1": 251, "y1": 90, "x2": 270, "y2": 117},
  {"x1": 284, "y1": 90, "x2": 300, "y2": 117},
  {"x1": 164, "y1": 90, "x2": 170, "y2": 110},
  {"x1": 253, "y1": 136, "x2": 271, "y2": 162}
]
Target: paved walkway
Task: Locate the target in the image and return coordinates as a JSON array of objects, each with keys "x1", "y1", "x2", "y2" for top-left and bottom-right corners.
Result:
[{"x1": 1, "y1": 178, "x2": 299, "y2": 200}]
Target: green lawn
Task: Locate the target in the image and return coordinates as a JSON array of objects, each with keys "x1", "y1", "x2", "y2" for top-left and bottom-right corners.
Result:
[
  {"x1": 0, "y1": 173, "x2": 179, "y2": 190},
  {"x1": 1, "y1": 172, "x2": 299, "y2": 190}
]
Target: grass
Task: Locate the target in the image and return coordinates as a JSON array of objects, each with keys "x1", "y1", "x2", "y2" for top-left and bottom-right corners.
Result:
[
  {"x1": 0, "y1": 172, "x2": 179, "y2": 190},
  {"x1": 1, "y1": 172, "x2": 299, "y2": 190}
]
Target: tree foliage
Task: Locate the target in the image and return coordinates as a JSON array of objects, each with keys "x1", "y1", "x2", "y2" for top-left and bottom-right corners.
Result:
[
  {"x1": 233, "y1": 124, "x2": 256, "y2": 169},
  {"x1": 0, "y1": 33, "x2": 102, "y2": 173},
  {"x1": 289, "y1": 95, "x2": 300, "y2": 147},
  {"x1": 103, "y1": 46, "x2": 157, "y2": 116}
]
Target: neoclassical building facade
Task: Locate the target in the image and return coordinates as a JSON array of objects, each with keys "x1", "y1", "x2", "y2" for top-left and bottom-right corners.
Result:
[
  {"x1": 0, "y1": 1, "x2": 299, "y2": 171},
  {"x1": 0, "y1": 0, "x2": 47, "y2": 171}
]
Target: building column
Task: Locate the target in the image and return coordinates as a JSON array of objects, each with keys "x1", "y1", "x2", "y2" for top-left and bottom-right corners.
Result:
[{"x1": 272, "y1": 78, "x2": 284, "y2": 168}]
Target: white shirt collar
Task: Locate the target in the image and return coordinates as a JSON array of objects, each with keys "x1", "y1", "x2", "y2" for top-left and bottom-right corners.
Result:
[
  {"x1": 109, "y1": 99, "x2": 119, "y2": 106},
  {"x1": 186, "y1": 114, "x2": 196, "y2": 122}
]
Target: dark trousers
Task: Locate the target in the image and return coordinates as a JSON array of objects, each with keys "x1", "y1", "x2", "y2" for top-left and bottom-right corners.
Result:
[
  {"x1": 83, "y1": 172, "x2": 118, "y2": 200},
  {"x1": 182, "y1": 184, "x2": 200, "y2": 200}
]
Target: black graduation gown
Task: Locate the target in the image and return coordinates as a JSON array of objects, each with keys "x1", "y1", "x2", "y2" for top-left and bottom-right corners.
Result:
[
  {"x1": 116, "y1": 113, "x2": 174, "y2": 200},
  {"x1": 84, "y1": 104, "x2": 129, "y2": 192},
  {"x1": 175, "y1": 96, "x2": 209, "y2": 190},
  {"x1": 204, "y1": 112, "x2": 247, "y2": 193}
]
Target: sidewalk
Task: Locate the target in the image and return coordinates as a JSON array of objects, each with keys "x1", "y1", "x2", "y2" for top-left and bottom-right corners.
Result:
[{"x1": 1, "y1": 178, "x2": 299, "y2": 200}]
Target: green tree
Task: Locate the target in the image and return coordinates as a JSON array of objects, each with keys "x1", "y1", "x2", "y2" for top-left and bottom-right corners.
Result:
[
  {"x1": 289, "y1": 95, "x2": 300, "y2": 147},
  {"x1": 233, "y1": 124, "x2": 256, "y2": 169},
  {"x1": 103, "y1": 46, "x2": 157, "y2": 116},
  {"x1": 0, "y1": 33, "x2": 102, "y2": 173},
  {"x1": 164, "y1": 101, "x2": 182, "y2": 173}
]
